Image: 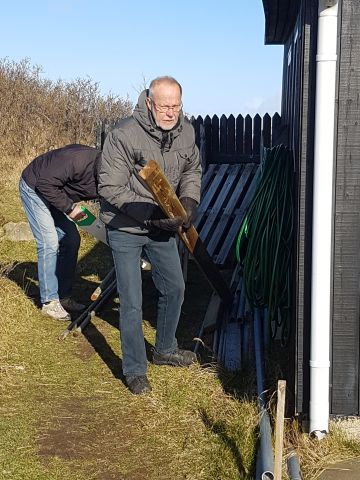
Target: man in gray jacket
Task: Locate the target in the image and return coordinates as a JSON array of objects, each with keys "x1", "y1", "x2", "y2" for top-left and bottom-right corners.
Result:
[{"x1": 98, "y1": 76, "x2": 201, "y2": 394}]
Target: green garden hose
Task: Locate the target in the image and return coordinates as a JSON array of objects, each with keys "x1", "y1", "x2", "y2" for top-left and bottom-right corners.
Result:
[{"x1": 236, "y1": 145, "x2": 294, "y2": 344}]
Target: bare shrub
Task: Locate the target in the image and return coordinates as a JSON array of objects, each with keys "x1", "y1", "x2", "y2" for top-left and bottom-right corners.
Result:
[{"x1": 0, "y1": 57, "x2": 133, "y2": 159}]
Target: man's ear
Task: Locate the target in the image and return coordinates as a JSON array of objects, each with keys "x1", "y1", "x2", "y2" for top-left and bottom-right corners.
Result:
[{"x1": 145, "y1": 96, "x2": 152, "y2": 110}]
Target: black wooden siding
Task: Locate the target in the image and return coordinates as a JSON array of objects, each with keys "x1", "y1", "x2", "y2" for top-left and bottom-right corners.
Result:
[
  {"x1": 331, "y1": 0, "x2": 360, "y2": 415},
  {"x1": 271, "y1": 0, "x2": 360, "y2": 417}
]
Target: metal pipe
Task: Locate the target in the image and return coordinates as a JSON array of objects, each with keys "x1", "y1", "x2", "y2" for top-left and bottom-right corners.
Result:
[
  {"x1": 256, "y1": 409, "x2": 275, "y2": 480},
  {"x1": 76, "y1": 280, "x2": 117, "y2": 333},
  {"x1": 58, "y1": 279, "x2": 117, "y2": 340},
  {"x1": 254, "y1": 308, "x2": 274, "y2": 479},
  {"x1": 287, "y1": 450, "x2": 303, "y2": 480},
  {"x1": 90, "y1": 267, "x2": 116, "y2": 301},
  {"x1": 254, "y1": 308, "x2": 266, "y2": 406}
]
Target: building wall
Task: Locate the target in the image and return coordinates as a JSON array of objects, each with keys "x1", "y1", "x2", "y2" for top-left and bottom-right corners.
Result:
[
  {"x1": 278, "y1": 0, "x2": 318, "y2": 417},
  {"x1": 331, "y1": 0, "x2": 360, "y2": 415}
]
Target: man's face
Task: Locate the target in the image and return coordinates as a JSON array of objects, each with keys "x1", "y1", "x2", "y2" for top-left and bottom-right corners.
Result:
[{"x1": 146, "y1": 83, "x2": 182, "y2": 131}]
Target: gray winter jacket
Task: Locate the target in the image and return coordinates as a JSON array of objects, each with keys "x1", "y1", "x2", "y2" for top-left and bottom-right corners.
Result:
[{"x1": 98, "y1": 90, "x2": 202, "y2": 233}]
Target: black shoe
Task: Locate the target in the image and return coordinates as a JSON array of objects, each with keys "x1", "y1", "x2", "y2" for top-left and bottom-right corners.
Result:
[
  {"x1": 125, "y1": 375, "x2": 152, "y2": 395},
  {"x1": 60, "y1": 297, "x2": 86, "y2": 313},
  {"x1": 152, "y1": 348, "x2": 198, "y2": 367}
]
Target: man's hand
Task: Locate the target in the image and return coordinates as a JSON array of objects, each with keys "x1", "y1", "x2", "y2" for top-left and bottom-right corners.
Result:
[
  {"x1": 180, "y1": 197, "x2": 198, "y2": 229},
  {"x1": 68, "y1": 205, "x2": 86, "y2": 221},
  {"x1": 144, "y1": 217, "x2": 184, "y2": 232}
]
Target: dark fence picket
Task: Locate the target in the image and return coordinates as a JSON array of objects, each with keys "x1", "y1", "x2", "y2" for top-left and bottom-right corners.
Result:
[
  {"x1": 272, "y1": 112, "x2": 281, "y2": 144},
  {"x1": 263, "y1": 113, "x2": 271, "y2": 148},
  {"x1": 235, "y1": 115, "x2": 244, "y2": 154},
  {"x1": 204, "y1": 115, "x2": 212, "y2": 164},
  {"x1": 244, "y1": 114, "x2": 253, "y2": 155},
  {"x1": 253, "y1": 114, "x2": 261, "y2": 155},
  {"x1": 211, "y1": 115, "x2": 220, "y2": 154},
  {"x1": 227, "y1": 114, "x2": 235, "y2": 154},
  {"x1": 220, "y1": 114, "x2": 228, "y2": 153}
]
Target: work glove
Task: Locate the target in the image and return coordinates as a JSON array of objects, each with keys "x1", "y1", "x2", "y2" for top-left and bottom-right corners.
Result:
[
  {"x1": 144, "y1": 217, "x2": 184, "y2": 232},
  {"x1": 180, "y1": 197, "x2": 198, "y2": 229}
]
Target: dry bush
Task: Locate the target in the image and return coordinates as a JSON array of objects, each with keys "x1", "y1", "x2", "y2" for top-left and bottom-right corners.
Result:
[{"x1": 0, "y1": 57, "x2": 133, "y2": 159}]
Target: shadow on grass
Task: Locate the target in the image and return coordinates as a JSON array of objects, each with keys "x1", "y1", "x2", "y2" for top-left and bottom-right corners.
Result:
[
  {"x1": 80, "y1": 322, "x2": 125, "y2": 383},
  {"x1": 199, "y1": 409, "x2": 248, "y2": 479},
  {"x1": 5, "y1": 237, "x2": 212, "y2": 387},
  {"x1": 4, "y1": 241, "x2": 113, "y2": 307}
]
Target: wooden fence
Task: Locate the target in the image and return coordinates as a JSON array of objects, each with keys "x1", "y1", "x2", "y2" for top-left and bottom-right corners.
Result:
[
  {"x1": 96, "y1": 112, "x2": 281, "y2": 169},
  {"x1": 190, "y1": 113, "x2": 281, "y2": 169}
]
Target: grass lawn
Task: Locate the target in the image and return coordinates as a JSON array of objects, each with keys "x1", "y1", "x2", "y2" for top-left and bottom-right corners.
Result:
[
  {"x1": 2, "y1": 159, "x2": 360, "y2": 480},
  {"x1": 0, "y1": 168, "x2": 259, "y2": 479}
]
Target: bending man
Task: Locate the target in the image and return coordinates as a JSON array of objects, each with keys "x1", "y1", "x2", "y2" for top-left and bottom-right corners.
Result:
[{"x1": 19, "y1": 144, "x2": 101, "y2": 320}]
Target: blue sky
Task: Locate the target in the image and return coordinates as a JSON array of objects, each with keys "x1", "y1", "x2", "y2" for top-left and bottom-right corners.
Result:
[{"x1": 1, "y1": 0, "x2": 283, "y2": 117}]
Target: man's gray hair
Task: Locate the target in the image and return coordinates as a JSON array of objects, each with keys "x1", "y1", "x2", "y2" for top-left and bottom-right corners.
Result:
[{"x1": 148, "y1": 76, "x2": 182, "y2": 98}]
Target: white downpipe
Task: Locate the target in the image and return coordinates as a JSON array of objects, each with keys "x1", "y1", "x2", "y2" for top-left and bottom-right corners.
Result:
[{"x1": 310, "y1": 0, "x2": 338, "y2": 437}]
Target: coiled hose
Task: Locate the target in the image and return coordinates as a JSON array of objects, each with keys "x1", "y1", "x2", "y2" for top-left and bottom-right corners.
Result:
[{"x1": 236, "y1": 145, "x2": 294, "y2": 345}]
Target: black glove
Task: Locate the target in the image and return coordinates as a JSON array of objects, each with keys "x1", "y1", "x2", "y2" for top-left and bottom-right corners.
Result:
[
  {"x1": 180, "y1": 197, "x2": 198, "y2": 228},
  {"x1": 144, "y1": 217, "x2": 184, "y2": 232}
]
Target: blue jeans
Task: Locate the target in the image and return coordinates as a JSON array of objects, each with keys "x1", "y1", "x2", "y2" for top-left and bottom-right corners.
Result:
[
  {"x1": 107, "y1": 228, "x2": 185, "y2": 377},
  {"x1": 19, "y1": 177, "x2": 80, "y2": 303}
]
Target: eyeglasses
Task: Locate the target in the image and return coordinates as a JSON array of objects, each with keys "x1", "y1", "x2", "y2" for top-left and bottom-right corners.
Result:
[{"x1": 150, "y1": 99, "x2": 183, "y2": 113}]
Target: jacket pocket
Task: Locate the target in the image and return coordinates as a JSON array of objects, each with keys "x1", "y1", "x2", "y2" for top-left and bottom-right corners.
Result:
[{"x1": 176, "y1": 150, "x2": 191, "y2": 174}]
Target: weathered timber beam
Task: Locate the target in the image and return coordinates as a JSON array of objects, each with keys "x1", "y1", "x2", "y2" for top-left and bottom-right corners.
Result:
[{"x1": 139, "y1": 160, "x2": 233, "y2": 304}]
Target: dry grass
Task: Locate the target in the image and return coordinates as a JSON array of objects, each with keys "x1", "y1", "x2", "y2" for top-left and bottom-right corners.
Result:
[
  {"x1": 0, "y1": 57, "x2": 132, "y2": 160},
  {"x1": 283, "y1": 418, "x2": 360, "y2": 479},
  {"x1": 0, "y1": 234, "x2": 260, "y2": 479},
  {"x1": 0, "y1": 142, "x2": 260, "y2": 478}
]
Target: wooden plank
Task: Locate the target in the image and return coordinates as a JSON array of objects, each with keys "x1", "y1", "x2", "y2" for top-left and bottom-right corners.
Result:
[
  {"x1": 293, "y1": 1, "x2": 318, "y2": 417},
  {"x1": 263, "y1": 113, "x2": 271, "y2": 148},
  {"x1": 211, "y1": 115, "x2": 219, "y2": 155},
  {"x1": 207, "y1": 163, "x2": 255, "y2": 258},
  {"x1": 204, "y1": 115, "x2": 212, "y2": 168},
  {"x1": 244, "y1": 114, "x2": 253, "y2": 155},
  {"x1": 272, "y1": 113, "x2": 281, "y2": 145},
  {"x1": 194, "y1": 292, "x2": 222, "y2": 353},
  {"x1": 199, "y1": 164, "x2": 241, "y2": 244},
  {"x1": 199, "y1": 123, "x2": 207, "y2": 172},
  {"x1": 195, "y1": 163, "x2": 229, "y2": 228},
  {"x1": 216, "y1": 165, "x2": 260, "y2": 266},
  {"x1": 253, "y1": 114, "x2": 261, "y2": 155},
  {"x1": 236, "y1": 114, "x2": 244, "y2": 154},
  {"x1": 194, "y1": 115, "x2": 202, "y2": 147},
  {"x1": 227, "y1": 114, "x2": 235, "y2": 153},
  {"x1": 200, "y1": 163, "x2": 217, "y2": 196},
  {"x1": 138, "y1": 160, "x2": 233, "y2": 303},
  {"x1": 220, "y1": 114, "x2": 228, "y2": 153},
  {"x1": 274, "y1": 380, "x2": 286, "y2": 480}
]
